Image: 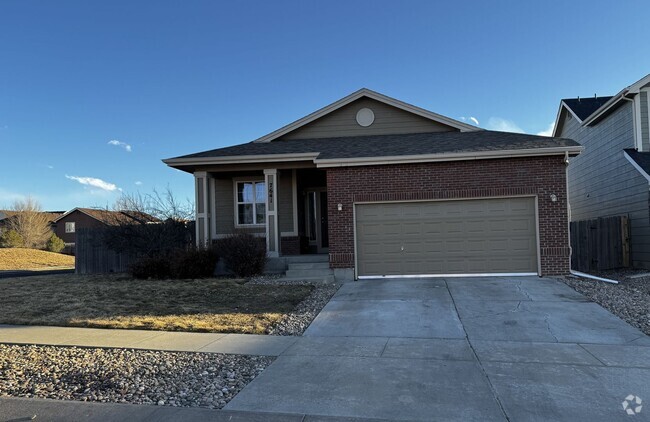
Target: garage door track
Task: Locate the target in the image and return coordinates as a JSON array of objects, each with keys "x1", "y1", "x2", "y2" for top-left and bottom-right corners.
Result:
[{"x1": 225, "y1": 277, "x2": 650, "y2": 421}]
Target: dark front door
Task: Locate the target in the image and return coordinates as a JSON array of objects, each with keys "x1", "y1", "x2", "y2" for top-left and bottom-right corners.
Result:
[{"x1": 307, "y1": 190, "x2": 329, "y2": 253}]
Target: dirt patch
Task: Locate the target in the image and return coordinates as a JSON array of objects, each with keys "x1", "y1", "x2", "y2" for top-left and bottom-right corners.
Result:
[
  {"x1": 0, "y1": 273, "x2": 312, "y2": 334},
  {"x1": 0, "y1": 248, "x2": 74, "y2": 270}
]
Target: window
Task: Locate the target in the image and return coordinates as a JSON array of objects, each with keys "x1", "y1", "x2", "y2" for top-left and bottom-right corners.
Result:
[
  {"x1": 65, "y1": 222, "x2": 75, "y2": 233},
  {"x1": 236, "y1": 181, "x2": 266, "y2": 225}
]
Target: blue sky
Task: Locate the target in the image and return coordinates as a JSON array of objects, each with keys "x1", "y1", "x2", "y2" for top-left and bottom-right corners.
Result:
[{"x1": 1, "y1": 0, "x2": 648, "y2": 211}]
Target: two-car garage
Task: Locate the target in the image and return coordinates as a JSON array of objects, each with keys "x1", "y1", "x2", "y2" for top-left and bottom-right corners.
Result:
[{"x1": 355, "y1": 197, "x2": 539, "y2": 277}]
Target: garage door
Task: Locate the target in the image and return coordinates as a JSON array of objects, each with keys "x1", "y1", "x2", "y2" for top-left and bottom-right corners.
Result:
[{"x1": 355, "y1": 197, "x2": 538, "y2": 277}]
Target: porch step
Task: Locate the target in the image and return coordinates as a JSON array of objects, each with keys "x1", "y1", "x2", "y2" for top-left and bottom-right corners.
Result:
[
  {"x1": 285, "y1": 268, "x2": 334, "y2": 278},
  {"x1": 278, "y1": 275, "x2": 336, "y2": 284},
  {"x1": 283, "y1": 254, "x2": 329, "y2": 264},
  {"x1": 287, "y1": 262, "x2": 331, "y2": 270}
]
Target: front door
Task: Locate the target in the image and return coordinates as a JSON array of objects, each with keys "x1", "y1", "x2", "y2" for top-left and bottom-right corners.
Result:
[{"x1": 306, "y1": 190, "x2": 329, "y2": 253}]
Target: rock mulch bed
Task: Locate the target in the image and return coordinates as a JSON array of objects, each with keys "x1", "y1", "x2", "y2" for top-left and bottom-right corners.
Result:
[
  {"x1": 250, "y1": 277, "x2": 341, "y2": 336},
  {"x1": 562, "y1": 270, "x2": 650, "y2": 336},
  {"x1": 0, "y1": 344, "x2": 273, "y2": 409}
]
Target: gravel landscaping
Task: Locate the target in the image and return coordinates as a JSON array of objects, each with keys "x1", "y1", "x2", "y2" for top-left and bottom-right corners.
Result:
[
  {"x1": 250, "y1": 277, "x2": 341, "y2": 336},
  {"x1": 0, "y1": 344, "x2": 273, "y2": 409},
  {"x1": 562, "y1": 270, "x2": 650, "y2": 336}
]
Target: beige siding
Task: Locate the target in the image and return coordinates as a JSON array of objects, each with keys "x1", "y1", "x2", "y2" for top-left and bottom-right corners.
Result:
[
  {"x1": 280, "y1": 98, "x2": 458, "y2": 140},
  {"x1": 278, "y1": 170, "x2": 295, "y2": 233}
]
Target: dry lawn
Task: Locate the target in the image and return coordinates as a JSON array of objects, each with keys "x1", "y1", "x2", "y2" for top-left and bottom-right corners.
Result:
[
  {"x1": 0, "y1": 248, "x2": 74, "y2": 270},
  {"x1": 0, "y1": 274, "x2": 313, "y2": 334}
]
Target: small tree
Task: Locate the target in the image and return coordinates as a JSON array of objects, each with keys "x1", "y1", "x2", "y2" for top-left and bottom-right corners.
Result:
[
  {"x1": 45, "y1": 234, "x2": 65, "y2": 253},
  {"x1": 6, "y1": 197, "x2": 52, "y2": 249},
  {"x1": 0, "y1": 229, "x2": 24, "y2": 248}
]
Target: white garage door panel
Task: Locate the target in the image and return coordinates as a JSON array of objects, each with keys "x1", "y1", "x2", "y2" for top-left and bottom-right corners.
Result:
[{"x1": 356, "y1": 197, "x2": 538, "y2": 276}]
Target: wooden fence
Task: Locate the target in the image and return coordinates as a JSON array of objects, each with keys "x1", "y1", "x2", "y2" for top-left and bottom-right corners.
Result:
[
  {"x1": 75, "y1": 228, "x2": 133, "y2": 274},
  {"x1": 570, "y1": 216, "x2": 630, "y2": 272}
]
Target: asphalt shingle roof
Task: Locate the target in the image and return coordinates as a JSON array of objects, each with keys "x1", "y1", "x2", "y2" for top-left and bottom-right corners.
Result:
[
  {"x1": 562, "y1": 97, "x2": 613, "y2": 121},
  {"x1": 624, "y1": 149, "x2": 650, "y2": 176},
  {"x1": 173, "y1": 130, "x2": 580, "y2": 161}
]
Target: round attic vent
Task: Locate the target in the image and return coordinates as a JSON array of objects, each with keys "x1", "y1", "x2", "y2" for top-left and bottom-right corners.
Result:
[{"x1": 356, "y1": 108, "x2": 375, "y2": 127}]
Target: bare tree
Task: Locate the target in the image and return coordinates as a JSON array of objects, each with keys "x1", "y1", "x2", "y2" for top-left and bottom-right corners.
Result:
[{"x1": 7, "y1": 197, "x2": 53, "y2": 249}]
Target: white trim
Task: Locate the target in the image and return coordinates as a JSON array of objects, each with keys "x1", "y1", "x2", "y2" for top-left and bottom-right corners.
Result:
[
  {"x1": 315, "y1": 146, "x2": 583, "y2": 168},
  {"x1": 232, "y1": 178, "x2": 266, "y2": 228},
  {"x1": 353, "y1": 195, "x2": 541, "y2": 279},
  {"x1": 552, "y1": 101, "x2": 583, "y2": 137},
  {"x1": 214, "y1": 233, "x2": 265, "y2": 239},
  {"x1": 358, "y1": 273, "x2": 538, "y2": 279},
  {"x1": 264, "y1": 169, "x2": 280, "y2": 258},
  {"x1": 582, "y1": 74, "x2": 650, "y2": 127},
  {"x1": 163, "y1": 153, "x2": 319, "y2": 166},
  {"x1": 623, "y1": 150, "x2": 650, "y2": 183},
  {"x1": 635, "y1": 95, "x2": 643, "y2": 150},
  {"x1": 252, "y1": 88, "x2": 480, "y2": 144}
]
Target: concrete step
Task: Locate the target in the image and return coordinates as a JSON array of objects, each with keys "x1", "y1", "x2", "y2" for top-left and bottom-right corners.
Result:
[
  {"x1": 287, "y1": 262, "x2": 331, "y2": 270},
  {"x1": 277, "y1": 275, "x2": 336, "y2": 284},
  {"x1": 285, "y1": 268, "x2": 334, "y2": 278},
  {"x1": 283, "y1": 254, "x2": 329, "y2": 264}
]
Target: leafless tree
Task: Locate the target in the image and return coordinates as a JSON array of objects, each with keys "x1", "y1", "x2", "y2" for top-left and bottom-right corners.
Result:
[{"x1": 7, "y1": 197, "x2": 53, "y2": 249}]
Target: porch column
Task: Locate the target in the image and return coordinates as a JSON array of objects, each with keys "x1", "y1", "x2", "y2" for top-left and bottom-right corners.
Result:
[
  {"x1": 194, "y1": 171, "x2": 212, "y2": 247},
  {"x1": 264, "y1": 169, "x2": 279, "y2": 257}
]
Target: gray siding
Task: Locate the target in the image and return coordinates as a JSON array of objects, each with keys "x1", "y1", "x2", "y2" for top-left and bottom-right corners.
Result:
[
  {"x1": 278, "y1": 170, "x2": 295, "y2": 233},
  {"x1": 279, "y1": 98, "x2": 458, "y2": 140},
  {"x1": 214, "y1": 178, "x2": 234, "y2": 235},
  {"x1": 561, "y1": 101, "x2": 650, "y2": 268},
  {"x1": 641, "y1": 91, "x2": 649, "y2": 151}
]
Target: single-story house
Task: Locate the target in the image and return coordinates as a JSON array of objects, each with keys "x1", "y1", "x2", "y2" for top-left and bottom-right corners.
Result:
[
  {"x1": 164, "y1": 89, "x2": 582, "y2": 280},
  {"x1": 53, "y1": 207, "x2": 158, "y2": 251}
]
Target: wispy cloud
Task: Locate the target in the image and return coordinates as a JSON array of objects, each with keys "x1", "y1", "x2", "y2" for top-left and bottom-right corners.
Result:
[
  {"x1": 486, "y1": 117, "x2": 525, "y2": 133},
  {"x1": 108, "y1": 139, "x2": 132, "y2": 152},
  {"x1": 46, "y1": 165, "x2": 54, "y2": 169},
  {"x1": 460, "y1": 116, "x2": 480, "y2": 126},
  {"x1": 135, "y1": 181, "x2": 143, "y2": 186},
  {"x1": 65, "y1": 175, "x2": 119, "y2": 192},
  {"x1": 536, "y1": 121, "x2": 555, "y2": 137}
]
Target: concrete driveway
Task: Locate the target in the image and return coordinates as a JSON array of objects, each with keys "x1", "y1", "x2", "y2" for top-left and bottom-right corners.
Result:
[{"x1": 225, "y1": 277, "x2": 650, "y2": 421}]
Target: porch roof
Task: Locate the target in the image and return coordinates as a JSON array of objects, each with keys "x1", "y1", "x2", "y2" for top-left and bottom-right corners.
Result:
[{"x1": 164, "y1": 130, "x2": 582, "y2": 171}]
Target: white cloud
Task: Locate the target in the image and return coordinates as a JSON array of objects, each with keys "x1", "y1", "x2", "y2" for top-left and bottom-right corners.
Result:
[
  {"x1": 536, "y1": 121, "x2": 555, "y2": 137},
  {"x1": 135, "y1": 181, "x2": 143, "y2": 186},
  {"x1": 460, "y1": 116, "x2": 480, "y2": 126},
  {"x1": 486, "y1": 117, "x2": 525, "y2": 133},
  {"x1": 65, "y1": 175, "x2": 119, "y2": 192},
  {"x1": 108, "y1": 139, "x2": 132, "y2": 152},
  {"x1": 47, "y1": 165, "x2": 54, "y2": 169}
]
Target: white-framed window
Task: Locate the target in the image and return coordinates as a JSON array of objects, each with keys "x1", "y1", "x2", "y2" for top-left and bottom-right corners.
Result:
[
  {"x1": 235, "y1": 181, "x2": 266, "y2": 226},
  {"x1": 65, "y1": 222, "x2": 75, "y2": 233}
]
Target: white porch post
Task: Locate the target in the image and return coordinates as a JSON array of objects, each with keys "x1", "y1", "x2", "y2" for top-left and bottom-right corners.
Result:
[
  {"x1": 194, "y1": 171, "x2": 212, "y2": 247},
  {"x1": 264, "y1": 169, "x2": 279, "y2": 257}
]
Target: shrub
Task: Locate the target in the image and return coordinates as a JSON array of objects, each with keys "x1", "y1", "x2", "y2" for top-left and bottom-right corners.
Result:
[
  {"x1": 129, "y1": 255, "x2": 171, "y2": 280},
  {"x1": 45, "y1": 234, "x2": 65, "y2": 253},
  {"x1": 214, "y1": 233, "x2": 267, "y2": 278},
  {"x1": 170, "y1": 248, "x2": 219, "y2": 279},
  {"x1": 0, "y1": 229, "x2": 24, "y2": 248},
  {"x1": 129, "y1": 248, "x2": 219, "y2": 280}
]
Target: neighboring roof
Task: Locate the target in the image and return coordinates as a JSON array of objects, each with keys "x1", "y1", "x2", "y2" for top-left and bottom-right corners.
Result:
[
  {"x1": 251, "y1": 88, "x2": 480, "y2": 143},
  {"x1": 165, "y1": 130, "x2": 582, "y2": 170},
  {"x1": 53, "y1": 208, "x2": 159, "y2": 225},
  {"x1": 0, "y1": 210, "x2": 64, "y2": 223},
  {"x1": 624, "y1": 149, "x2": 650, "y2": 182},
  {"x1": 561, "y1": 97, "x2": 613, "y2": 121}
]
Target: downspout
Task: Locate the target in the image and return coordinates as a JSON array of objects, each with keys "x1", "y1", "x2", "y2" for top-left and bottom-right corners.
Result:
[{"x1": 566, "y1": 151, "x2": 619, "y2": 284}]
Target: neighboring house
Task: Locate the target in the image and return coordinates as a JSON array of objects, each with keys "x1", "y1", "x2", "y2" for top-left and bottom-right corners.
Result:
[
  {"x1": 52, "y1": 208, "x2": 158, "y2": 249},
  {"x1": 553, "y1": 74, "x2": 650, "y2": 269},
  {"x1": 164, "y1": 88, "x2": 581, "y2": 280}
]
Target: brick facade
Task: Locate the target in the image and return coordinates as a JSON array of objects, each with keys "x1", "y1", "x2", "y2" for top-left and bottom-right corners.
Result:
[
  {"x1": 326, "y1": 156, "x2": 570, "y2": 276},
  {"x1": 280, "y1": 236, "x2": 301, "y2": 256}
]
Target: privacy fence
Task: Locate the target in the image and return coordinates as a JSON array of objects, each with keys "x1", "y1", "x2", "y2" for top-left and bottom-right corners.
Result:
[
  {"x1": 570, "y1": 216, "x2": 630, "y2": 272},
  {"x1": 75, "y1": 228, "x2": 133, "y2": 274}
]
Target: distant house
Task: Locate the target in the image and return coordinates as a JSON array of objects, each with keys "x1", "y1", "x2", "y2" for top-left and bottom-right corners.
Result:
[
  {"x1": 0, "y1": 210, "x2": 65, "y2": 232},
  {"x1": 52, "y1": 208, "x2": 159, "y2": 251},
  {"x1": 553, "y1": 73, "x2": 650, "y2": 268}
]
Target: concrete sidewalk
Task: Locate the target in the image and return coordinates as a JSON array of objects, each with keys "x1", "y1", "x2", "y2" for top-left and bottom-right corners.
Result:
[{"x1": 0, "y1": 325, "x2": 298, "y2": 356}]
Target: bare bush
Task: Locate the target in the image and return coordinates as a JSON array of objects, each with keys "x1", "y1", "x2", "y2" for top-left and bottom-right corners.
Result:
[{"x1": 6, "y1": 197, "x2": 53, "y2": 249}]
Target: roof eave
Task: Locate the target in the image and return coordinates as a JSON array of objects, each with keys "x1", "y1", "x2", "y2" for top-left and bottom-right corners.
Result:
[{"x1": 162, "y1": 152, "x2": 321, "y2": 169}]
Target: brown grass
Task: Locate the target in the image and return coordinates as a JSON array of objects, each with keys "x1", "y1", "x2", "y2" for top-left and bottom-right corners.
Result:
[
  {"x1": 0, "y1": 274, "x2": 313, "y2": 334},
  {"x1": 0, "y1": 248, "x2": 74, "y2": 270}
]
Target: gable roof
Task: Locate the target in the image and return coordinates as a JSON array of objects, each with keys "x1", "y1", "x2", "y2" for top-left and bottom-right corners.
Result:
[
  {"x1": 624, "y1": 149, "x2": 650, "y2": 183},
  {"x1": 252, "y1": 88, "x2": 480, "y2": 143},
  {"x1": 553, "y1": 73, "x2": 650, "y2": 136},
  {"x1": 165, "y1": 131, "x2": 581, "y2": 170},
  {"x1": 561, "y1": 97, "x2": 613, "y2": 121},
  {"x1": 0, "y1": 210, "x2": 65, "y2": 223},
  {"x1": 53, "y1": 208, "x2": 159, "y2": 225}
]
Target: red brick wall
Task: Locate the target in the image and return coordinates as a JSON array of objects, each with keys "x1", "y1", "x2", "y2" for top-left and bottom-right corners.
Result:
[
  {"x1": 280, "y1": 236, "x2": 301, "y2": 256},
  {"x1": 326, "y1": 156, "x2": 570, "y2": 276}
]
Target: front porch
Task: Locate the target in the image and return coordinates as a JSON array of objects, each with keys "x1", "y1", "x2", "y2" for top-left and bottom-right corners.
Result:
[{"x1": 193, "y1": 167, "x2": 330, "y2": 258}]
